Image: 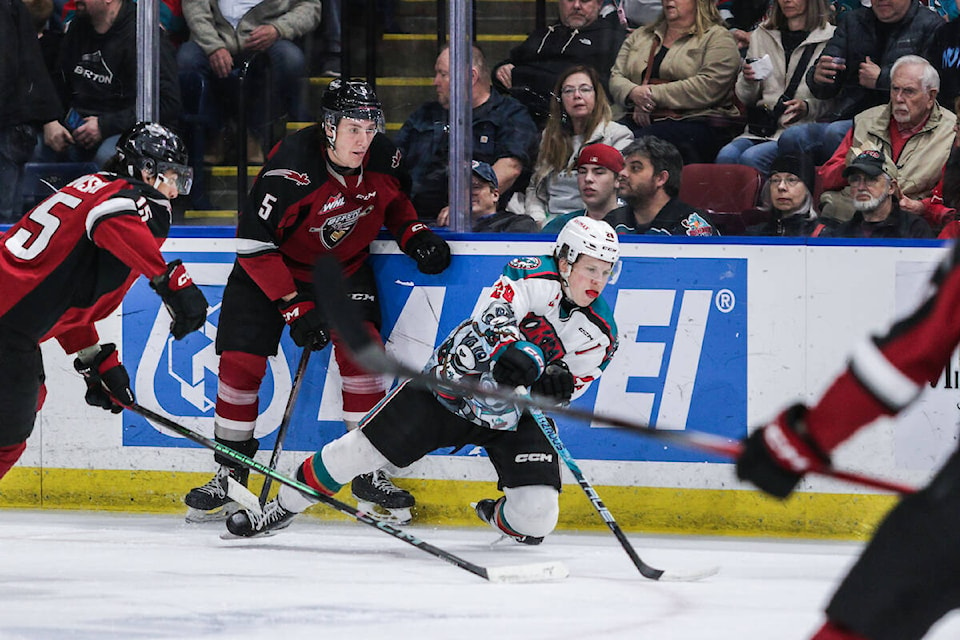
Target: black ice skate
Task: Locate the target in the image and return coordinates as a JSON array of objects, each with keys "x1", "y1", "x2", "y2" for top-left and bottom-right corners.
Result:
[
  {"x1": 184, "y1": 465, "x2": 249, "y2": 523},
  {"x1": 473, "y1": 498, "x2": 543, "y2": 546},
  {"x1": 351, "y1": 470, "x2": 414, "y2": 525},
  {"x1": 225, "y1": 498, "x2": 296, "y2": 538}
]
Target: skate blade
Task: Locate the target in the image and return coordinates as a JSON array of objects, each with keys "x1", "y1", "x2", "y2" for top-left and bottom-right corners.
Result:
[
  {"x1": 185, "y1": 503, "x2": 239, "y2": 524},
  {"x1": 355, "y1": 501, "x2": 412, "y2": 525}
]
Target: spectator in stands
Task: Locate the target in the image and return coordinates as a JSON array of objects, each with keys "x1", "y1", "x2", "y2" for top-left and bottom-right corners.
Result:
[
  {"x1": 437, "y1": 160, "x2": 539, "y2": 233},
  {"x1": 178, "y1": 0, "x2": 321, "y2": 156},
  {"x1": 60, "y1": 0, "x2": 189, "y2": 45},
  {"x1": 396, "y1": 44, "x2": 540, "y2": 225},
  {"x1": 817, "y1": 56, "x2": 956, "y2": 223},
  {"x1": 778, "y1": 0, "x2": 942, "y2": 166},
  {"x1": 35, "y1": 0, "x2": 180, "y2": 168},
  {"x1": 715, "y1": 0, "x2": 835, "y2": 174},
  {"x1": 317, "y1": 0, "x2": 341, "y2": 77},
  {"x1": 542, "y1": 143, "x2": 625, "y2": 234},
  {"x1": 745, "y1": 153, "x2": 828, "y2": 236},
  {"x1": 921, "y1": 116, "x2": 960, "y2": 237},
  {"x1": 523, "y1": 65, "x2": 633, "y2": 227},
  {"x1": 925, "y1": 17, "x2": 960, "y2": 112},
  {"x1": 604, "y1": 136, "x2": 718, "y2": 235},
  {"x1": 720, "y1": 0, "x2": 772, "y2": 49},
  {"x1": 608, "y1": 0, "x2": 741, "y2": 164},
  {"x1": 820, "y1": 149, "x2": 933, "y2": 238},
  {"x1": 1, "y1": 0, "x2": 62, "y2": 222},
  {"x1": 492, "y1": 0, "x2": 626, "y2": 127}
]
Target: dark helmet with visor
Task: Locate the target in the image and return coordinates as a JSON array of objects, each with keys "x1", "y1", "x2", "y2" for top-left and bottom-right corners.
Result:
[
  {"x1": 116, "y1": 122, "x2": 193, "y2": 194},
  {"x1": 320, "y1": 79, "x2": 385, "y2": 134}
]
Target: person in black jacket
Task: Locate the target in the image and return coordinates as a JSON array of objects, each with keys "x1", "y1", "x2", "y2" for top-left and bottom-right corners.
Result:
[
  {"x1": 0, "y1": 0, "x2": 62, "y2": 222},
  {"x1": 35, "y1": 0, "x2": 180, "y2": 167},
  {"x1": 778, "y1": 0, "x2": 942, "y2": 165},
  {"x1": 436, "y1": 160, "x2": 539, "y2": 233},
  {"x1": 492, "y1": 0, "x2": 626, "y2": 127},
  {"x1": 746, "y1": 153, "x2": 830, "y2": 237}
]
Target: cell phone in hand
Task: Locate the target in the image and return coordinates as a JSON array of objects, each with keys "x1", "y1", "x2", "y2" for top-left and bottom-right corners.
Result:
[{"x1": 63, "y1": 108, "x2": 84, "y2": 131}]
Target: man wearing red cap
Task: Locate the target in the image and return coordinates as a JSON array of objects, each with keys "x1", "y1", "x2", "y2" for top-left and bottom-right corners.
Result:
[{"x1": 542, "y1": 143, "x2": 624, "y2": 234}]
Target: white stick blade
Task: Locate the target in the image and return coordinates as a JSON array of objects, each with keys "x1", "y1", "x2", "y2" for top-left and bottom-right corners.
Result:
[
  {"x1": 657, "y1": 565, "x2": 721, "y2": 582},
  {"x1": 227, "y1": 477, "x2": 263, "y2": 517},
  {"x1": 484, "y1": 561, "x2": 570, "y2": 583}
]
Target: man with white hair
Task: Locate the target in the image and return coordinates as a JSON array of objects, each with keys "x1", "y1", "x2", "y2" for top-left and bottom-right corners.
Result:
[{"x1": 817, "y1": 55, "x2": 957, "y2": 223}]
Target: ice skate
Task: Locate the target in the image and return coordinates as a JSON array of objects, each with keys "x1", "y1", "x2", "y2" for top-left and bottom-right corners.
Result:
[
  {"x1": 225, "y1": 498, "x2": 296, "y2": 538},
  {"x1": 184, "y1": 465, "x2": 248, "y2": 523},
  {"x1": 473, "y1": 498, "x2": 543, "y2": 546},
  {"x1": 351, "y1": 470, "x2": 414, "y2": 525}
]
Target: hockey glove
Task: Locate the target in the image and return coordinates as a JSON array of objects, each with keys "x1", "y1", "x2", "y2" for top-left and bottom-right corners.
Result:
[
  {"x1": 492, "y1": 341, "x2": 545, "y2": 389},
  {"x1": 403, "y1": 226, "x2": 451, "y2": 274},
  {"x1": 736, "y1": 403, "x2": 831, "y2": 499},
  {"x1": 279, "y1": 294, "x2": 330, "y2": 351},
  {"x1": 530, "y1": 360, "x2": 575, "y2": 404},
  {"x1": 150, "y1": 260, "x2": 208, "y2": 339},
  {"x1": 73, "y1": 343, "x2": 134, "y2": 413}
]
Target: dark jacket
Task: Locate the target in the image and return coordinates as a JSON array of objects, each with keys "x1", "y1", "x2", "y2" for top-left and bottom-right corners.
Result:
[
  {"x1": 0, "y1": 0, "x2": 61, "y2": 129},
  {"x1": 55, "y1": 0, "x2": 181, "y2": 137},
  {"x1": 493, "y1": 11, "x2": 626, "y2": 100},
  {"x1": 821, "y1": 201, "x2": 933, "y2": 238},
  {"x1": 603, "y1": 199, "x2": 719, "y2": 236},
  {"x1": 472, "y1": 211, "x2": 539, "y2": 233},
  {"x1": 807, "y1": 4, "x2": 942, "y2": 121},
  {"x1": 925, "y1": 19, "x2": 960, "y2": 110},
  {"x1": 745, "y1": 209, "x2": 827, "y2": 237}
]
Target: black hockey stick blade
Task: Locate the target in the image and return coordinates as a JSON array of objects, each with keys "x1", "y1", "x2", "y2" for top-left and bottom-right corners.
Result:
[
  {"x1": 312, "y1": 256, "x2": 915, "y2": 496},
  {"x1": 128, "y1": 402, "x2": 566, "y2": 583}
]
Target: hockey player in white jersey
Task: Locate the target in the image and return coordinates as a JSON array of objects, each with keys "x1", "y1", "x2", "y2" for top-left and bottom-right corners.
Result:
[{"x1": 225, "y1": 217, "x2": 620, "y2": 542}]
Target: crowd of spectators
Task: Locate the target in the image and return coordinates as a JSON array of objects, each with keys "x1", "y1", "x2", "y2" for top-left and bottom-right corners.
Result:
[{"x1": 8, "y1": 0, "x2": 960, "y2": 240}]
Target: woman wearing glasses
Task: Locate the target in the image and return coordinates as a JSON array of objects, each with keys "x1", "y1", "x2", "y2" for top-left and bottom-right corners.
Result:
[
  {"x1": 522, "y1": 65, "x2": 633, "y2": 228},
  {"x1": 746, "y1": 154, "x2": 829, "y2": 237}
]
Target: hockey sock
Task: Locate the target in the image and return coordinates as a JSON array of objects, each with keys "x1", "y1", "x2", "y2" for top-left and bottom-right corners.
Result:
[
  {"x1": 811, "y1": 620, "x2": 871, "y2": 640},
  {"x1": 0, "y1": 442, "x2": 27, "y2": 480},
  {"x1": 277, "y1": 455, "x2": 343, "y2": 514}
]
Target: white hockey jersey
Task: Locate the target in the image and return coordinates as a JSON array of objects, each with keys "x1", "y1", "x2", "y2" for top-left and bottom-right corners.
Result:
[{"x1": 426, "y1": 255, "x2": 619, "y2": 430}]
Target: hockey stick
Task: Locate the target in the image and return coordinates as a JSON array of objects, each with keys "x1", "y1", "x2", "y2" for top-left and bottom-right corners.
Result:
[
  {"x1": 259, "y1": 348, "x2": 311, "y2": 505},
  {"x1": 128, "y1": 403, "x2": 567, "y2": 583},
  {"x1": 525, "y1": 399, "x2": 718, "y2": 582},
  {"x1": 311, "y1": 256, "x2": 915, "y2": 496}
]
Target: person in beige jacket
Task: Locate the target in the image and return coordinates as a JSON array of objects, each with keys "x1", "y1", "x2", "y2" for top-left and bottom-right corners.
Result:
[
  {"x1": 715, "y1": 0, "x2": 835, "y2": 174},
  {"x1": 608, "y1": 0, "x2": 740, "y2": 164}
]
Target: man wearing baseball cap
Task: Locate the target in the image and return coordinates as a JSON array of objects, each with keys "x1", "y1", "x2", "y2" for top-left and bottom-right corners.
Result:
[
  {"x1": 542, "y1": 143, "x2": 624, "y2": 234},
  {"x1": 821, "y1": 149, "x2": 932, "y2": 238},
  {"x1": 437, "y1": 160, "x2": 538, "y2": 232}
]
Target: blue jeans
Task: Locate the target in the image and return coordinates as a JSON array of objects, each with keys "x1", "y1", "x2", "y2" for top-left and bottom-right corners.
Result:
[
  {"x1": 777, "y1": 121, "x2": 853, "y2": 166},
  {"x1": 715, "y1": 138, "x2": 780, "y2": 174},
  {"x1": 32, "y1": 133, "x2": 121, "y2": 168}
]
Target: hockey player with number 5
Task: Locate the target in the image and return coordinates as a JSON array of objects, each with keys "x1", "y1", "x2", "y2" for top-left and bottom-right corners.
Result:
[
  {"x1": 0, "y1": 122, "x2": 208, "y2": 481},
  {"x1": 736, "y1": 239, "x2": 960, "y2": 640},
  {"x1": 225, "y1": 217, "x2": 619, "y2": 542},
  {"x1": 184, "y1": 79, "x2": 451, "y2": 523}
]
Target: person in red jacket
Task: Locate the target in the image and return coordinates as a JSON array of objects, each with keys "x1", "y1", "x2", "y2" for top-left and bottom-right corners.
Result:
[
  {"x1": 0, "y1": 121, "x2": 208, "y2": 481},
  {"x1": 184, "y1": 79, "x2": 451, "y2": 523},
  {"x1": 736, "y1": 237, "x2": 960, "y2": 639}
]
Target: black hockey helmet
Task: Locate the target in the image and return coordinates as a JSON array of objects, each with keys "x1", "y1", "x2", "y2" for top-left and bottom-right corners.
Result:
[
  {"x1": 115, "y1": 122, "x2": 193, "y2": 194},
  {"x1": 320, "y1": 79, "x2": 385, "y2": 133}
]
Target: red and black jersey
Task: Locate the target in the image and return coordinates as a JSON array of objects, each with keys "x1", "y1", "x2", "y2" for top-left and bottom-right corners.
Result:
[
  {"x1": 805, "y1": 241, "x2": 960, "y2": 452},
  {"x1": 237, "y1": 126, "x2": 423, "y2": 302},
  {"x1": 0, "y1": 172, "x2": 171, "y2": 352}
]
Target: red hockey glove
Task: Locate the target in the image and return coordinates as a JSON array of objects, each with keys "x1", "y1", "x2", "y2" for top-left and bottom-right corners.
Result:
[
  {"x1": 736, "y1": 403, "x2": 831, "y2": 499},
  {"x1": 278, "y1": 294, "x2": 330, "y2": 351},
  {"x1": 530, "y1": 360, "x2": 575, "y2": 404},
  {"x1": 73, "y1": 343, "x2": 134, "y2": 413},
  {"x1": 493, "y1": 341, "x2": 545, "y2": 389},
  {"x1": 403, "y1": 225, "x2": 451, "y2": 274},
  {"x1": 150, "y1": 260, "x2": 208, "y2": 339}
]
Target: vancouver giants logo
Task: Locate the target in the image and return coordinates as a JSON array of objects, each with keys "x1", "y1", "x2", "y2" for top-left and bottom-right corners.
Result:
[
  {"x1": 262, "y1": 169, "x2": 311, "y2": 186},
  {"x1": 310, "y1": 205, "x2": 374, "y2": 249}
]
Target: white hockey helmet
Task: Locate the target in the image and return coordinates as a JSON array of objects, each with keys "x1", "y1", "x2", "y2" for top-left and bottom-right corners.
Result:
[{"x1": 554, "y1": 217, "x2": 620, "y2": 270}]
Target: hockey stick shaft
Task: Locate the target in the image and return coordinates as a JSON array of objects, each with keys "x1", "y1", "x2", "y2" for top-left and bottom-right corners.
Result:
[
  {"x1": 259, "y1": 348, "x2": 311, "y2": 505},
  {"x1": 128, "y1": 402, "x2": 547, "y2": 582},
  {"x1": 312, "y1": 256, "x2": 915, "y2": 496}
]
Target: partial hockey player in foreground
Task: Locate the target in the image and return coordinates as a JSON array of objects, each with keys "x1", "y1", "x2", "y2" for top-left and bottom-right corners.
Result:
[
  {"x1": 736, "y1": 240, "x2": 960, "y2": 639},
  {"x1": 225, "y1": 217, "x2": 620, "y2": 542},
  {"x1": 0, "y1": 122, "x2": 207, "y2": 480},
  {"x1": 184, "y1": 79, "x2": 450, "y2": 523}
]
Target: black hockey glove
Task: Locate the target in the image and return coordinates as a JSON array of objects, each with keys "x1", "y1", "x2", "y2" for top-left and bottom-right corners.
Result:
[
  {"x1": 530, "y1": 360, "x2": 575, "y2": 404},
  {"x1": 278, "y1": 293, "x2": 330, "y2": 351},
  {"x1": 736, "y1": 403, "x2": 831, "y2": 499},
  {"x1": 73, "y1": 343, "x2": 134, "y2": 413},
  {"x1": 403, "y1": 225, "x2": 451, "y2": 275},
  {"x1": 492, "y1": 341, "x2": 545, "y2": 389},
  {"x1": 150, "y1": 260, "x2": 208, "y2": 339}
]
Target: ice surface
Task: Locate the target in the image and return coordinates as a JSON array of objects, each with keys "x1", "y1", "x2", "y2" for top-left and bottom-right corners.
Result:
[{"x1": 1, "y1": 509, "x2": 958, "y2": 640}]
